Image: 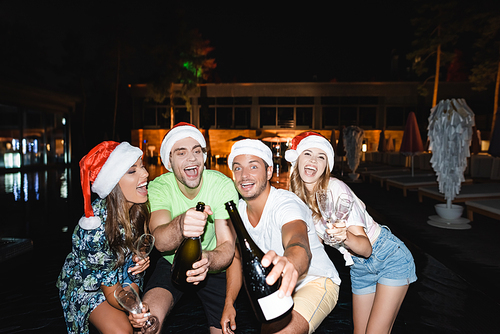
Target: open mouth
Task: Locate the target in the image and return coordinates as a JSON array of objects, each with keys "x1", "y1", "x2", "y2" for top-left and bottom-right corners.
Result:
[
  {"x1": 184, "y1": 165, "x2": 199, "y2": 178},
  {"x1": 239, "y1": 181, "x2": 255, "y2": 191},
  {"x1": 303, "y1": 165, "x2": 317, "y2": 177},
  {"x1": 137, "y1": 181, "x2": 148, "y2": 196}
]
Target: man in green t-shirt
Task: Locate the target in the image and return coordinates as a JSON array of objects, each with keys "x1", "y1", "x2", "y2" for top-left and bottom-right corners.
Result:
[{"x1": 129, "y1": 122, "x2": 239, "y2": 333}]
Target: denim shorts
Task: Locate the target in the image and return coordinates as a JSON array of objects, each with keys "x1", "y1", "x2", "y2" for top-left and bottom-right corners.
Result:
[{"x1": 350, "y1": 226, "x2": 417, "y2": 295}]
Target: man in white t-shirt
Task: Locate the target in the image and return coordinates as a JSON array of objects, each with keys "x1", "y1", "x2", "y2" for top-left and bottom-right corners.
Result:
[{"x1": 221, "y1": 139, "x2": 341, "y2": 334}]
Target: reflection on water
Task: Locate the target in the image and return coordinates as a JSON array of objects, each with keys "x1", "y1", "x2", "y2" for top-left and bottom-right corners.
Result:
[
  {"x1": 4, "y1": 172, "x2": 22, "y2": 201},
  {"x1": 1, "y1": 168, "x2": 76, "y2": 241},
  {"x1": 2, "y1": 170, "x2": 69, "y2": 202},
  {"x1": 23, "y1": 173, "x2": 29, "y2": 201},
  {"x1": 60, "y1": 169, "x2": 68, "y2": 199},
  {"x1": 4, "y1": 172, "x2": 42, "y2": 202}
]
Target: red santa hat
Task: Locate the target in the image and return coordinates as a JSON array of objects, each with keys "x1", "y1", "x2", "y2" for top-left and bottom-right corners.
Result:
[
  {"x1": 159, "y1": 122, "x2": 207, "y2": 172},
  {"x1": 78, "y1": 141, "x2": 144, "y2": 230},
  {"x1": 285, "y1": 132, "x2": 335, "y2": 171}
]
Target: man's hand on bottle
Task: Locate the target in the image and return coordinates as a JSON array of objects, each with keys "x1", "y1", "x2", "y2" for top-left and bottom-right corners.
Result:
[
  {"x1": 181, "y1": 205, "x2": 213, "y2": 238},
  {"x1": 262, "y1": 250, "x2": 299, "y2": 298},
  {"x1": 186, "y1": 252, "x2": 210, "y2": 284}
]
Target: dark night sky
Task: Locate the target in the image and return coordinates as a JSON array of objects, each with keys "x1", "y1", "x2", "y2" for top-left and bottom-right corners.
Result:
[
  {"x1": 188, "y1": 2, "x2": 414, "y2": 82},
  {"x1": 0, "y1": 1, "x2": 415, "y2": 85}
]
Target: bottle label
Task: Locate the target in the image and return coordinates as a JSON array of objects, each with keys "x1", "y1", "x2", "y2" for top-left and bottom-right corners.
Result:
[{"x1": 257, "y1": 290, "x2": 294, "y2": 321}]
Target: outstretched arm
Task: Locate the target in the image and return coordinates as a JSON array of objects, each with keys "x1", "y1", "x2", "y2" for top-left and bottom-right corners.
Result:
[{"x1": 262, "y1": 219, "x2": 311, "y2": 298}]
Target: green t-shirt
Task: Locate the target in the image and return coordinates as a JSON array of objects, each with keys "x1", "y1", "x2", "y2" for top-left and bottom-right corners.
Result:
[{"x1": 148, "y1": 169, "x2": 239, "y2": 264}]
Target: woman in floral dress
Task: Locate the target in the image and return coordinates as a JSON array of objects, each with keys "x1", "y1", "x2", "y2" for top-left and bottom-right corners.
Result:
[{"x1": 57, "y1": 141, "x2": 151, "y2": 334}]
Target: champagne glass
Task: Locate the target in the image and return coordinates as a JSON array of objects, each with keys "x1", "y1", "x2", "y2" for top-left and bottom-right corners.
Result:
[
  {"x1": 114, "y1": 283, "x2": 159, "y2": 334},
  {"x1": 128, "y1": 234, "x2": 155, "y2": 281},
  {"x1": 328, "y1": 193, "x2": 354, "y2": 245},
  {"x1": 315, "y1": 189, "x2": 335, "y2": 229},
  {"x1": 135, "y1": 233, "x2": 155, "y2": 260},
  {"x1": 335, "y1": 193, "x2": 354, "y2": 221}
]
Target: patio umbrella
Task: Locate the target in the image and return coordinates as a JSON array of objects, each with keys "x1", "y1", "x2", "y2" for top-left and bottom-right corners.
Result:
[
  {"x1": 343, "y1": 125, "x2": 364, "y2": 180},
  {"x1": 399, "y1": 112, "x2": 424, "y2": 176},
  {"x1": 336, "y1": 126, "x2": 346, "y2": 157},
  {"x1": 428, "y1": 98, "x2": 474, "y2": 210},
  {"x1": 336, "y1": 126, "x2": 346, "y2": 176},
  {"x1": 470, "y1": 126, "x2": 481, "y2": 155},
  {"x1": 488, "y1": 114, "x2": 500, "y2": 157},
  {"x1": 261, "y1": 136, "x2": 292, "y2": 143},
  {"x1": 377, "y1": 130, "x2": 387, "y2": 152},
  {"x1": 227, "y1": 135, "x2": 250, "y2": 142}
]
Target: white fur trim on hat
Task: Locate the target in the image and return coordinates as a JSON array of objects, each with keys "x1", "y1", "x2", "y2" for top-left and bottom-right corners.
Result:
[
  {"x1": 285, "y1": 135, "x2": 335, "y2": 171},
  {"x1": 160, "y1": 125, "x2": 207, "y2": 171},
  {"x1": 91, "y1": 142, "x2": 144, "y2": 198},
  {"x1": 227, "y1": 139, "x2": 274, "y2": 169},
  {"x1": 78, "y1": 216, "x2": 102, "y2": 230}
]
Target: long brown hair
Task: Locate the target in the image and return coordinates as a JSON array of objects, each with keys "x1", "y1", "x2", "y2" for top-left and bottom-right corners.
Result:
[
  {"x1": 105, "y1": 185, "x2": 150, "y2": 269},
  {"x1": 290, "y1": 163, "x2": 330, "y2": 222}
]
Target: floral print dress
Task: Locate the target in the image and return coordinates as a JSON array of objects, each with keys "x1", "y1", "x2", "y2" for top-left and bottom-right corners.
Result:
[{"x1": 56, "y1": 198, "x2": 143, "y2": 334}]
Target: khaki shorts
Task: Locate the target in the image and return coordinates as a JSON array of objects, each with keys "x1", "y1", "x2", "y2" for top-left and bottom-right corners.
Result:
[{"x1": 293, "y1": 277, "x2": 340, "y2": 333}]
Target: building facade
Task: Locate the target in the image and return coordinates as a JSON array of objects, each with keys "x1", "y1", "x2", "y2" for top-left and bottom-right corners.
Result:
[{"x1": 129, "y1": 81, "x2": 492, "y2": 164}]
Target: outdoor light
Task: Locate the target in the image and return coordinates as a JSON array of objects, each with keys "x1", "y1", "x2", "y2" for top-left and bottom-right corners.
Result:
[{"x1": 362, "y1": 140, "x2": 367, "y2": 152}]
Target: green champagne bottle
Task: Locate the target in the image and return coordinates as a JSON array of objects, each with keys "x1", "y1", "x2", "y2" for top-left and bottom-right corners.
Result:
[
  {"x1": 225, "y1": 200, "x2": 294, "y2": 323},
  {"x1": 171, "y1": 202, "x2": 204, "y2": 290}
]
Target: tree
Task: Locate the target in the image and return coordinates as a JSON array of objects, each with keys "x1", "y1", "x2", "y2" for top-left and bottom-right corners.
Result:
[
  {"x1": 407, "y1": 1, "x2": 465, "y2": 105},
  {"x1": 468, "y1": 7, "x2": 500, "y2": 138},
  {"x1": 146, "y1": 29, "x2": 216, "y2": 128}
]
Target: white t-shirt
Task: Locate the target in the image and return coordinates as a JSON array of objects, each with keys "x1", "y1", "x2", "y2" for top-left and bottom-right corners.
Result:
[{"x1": 238, "y1": 187, "x2": 341, "y2": 290}]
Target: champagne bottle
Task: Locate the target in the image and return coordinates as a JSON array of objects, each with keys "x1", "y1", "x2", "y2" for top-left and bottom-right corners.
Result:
[
  {"x1": 171, "y1": 202, "x2": 205, "y2": 290},
  {"x1": 224, "y1": 200, "x2": 294, "y2": 323}
]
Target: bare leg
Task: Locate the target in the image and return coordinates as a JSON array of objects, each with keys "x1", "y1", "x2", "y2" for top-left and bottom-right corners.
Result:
[
  {"x1": 365, "y1": 284, "x2": 408, "y2": 334},
  {"x1": 261, "y1": 310, "x2": 309, "y2": 334},
  {"x1": 142, "y1": 287, "x2": 175, "y2": 332},
  {"x1": 352, "y1": 292, "x2": 375, "y2": 334},
  {"x1": 90, "y1": 300, "x2": 134, "y2": 334},
  {"x1": 210, "y1": 326, "x2": 222, "y2": 334}
]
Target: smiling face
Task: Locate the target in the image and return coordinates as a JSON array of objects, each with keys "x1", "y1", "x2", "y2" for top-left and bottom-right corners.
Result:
[
  {"x1": 118, "y1": 158, "x2": 149, "y2": 207},
  {"x1": 297, "y1": 147, "x2": 328, "y2": 190},
  {"x1": 231, "y1": 154, "x2": 272, "y2": 202},
  {"x1": 168, "y1": 137, "x2": 205, "y2": 191}
]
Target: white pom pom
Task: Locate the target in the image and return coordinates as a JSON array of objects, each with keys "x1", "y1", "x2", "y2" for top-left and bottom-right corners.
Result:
[
  {"x1": 285, "y1": 150, "x2": 298, "y2": 163},
  {"x1": 78, "y1": 216, "x2": 102, "y2": 230}
]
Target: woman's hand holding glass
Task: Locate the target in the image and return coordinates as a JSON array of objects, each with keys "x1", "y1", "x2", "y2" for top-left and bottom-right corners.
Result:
[
  {"x1": 128, "y1": 234, "x2": 155, "y2": 278},
  {"x1": 114, "y1": 283, "x2": 159, "y2": 333}
]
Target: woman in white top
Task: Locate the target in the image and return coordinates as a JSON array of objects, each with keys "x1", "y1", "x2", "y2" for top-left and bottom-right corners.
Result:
[{"x1": 285, "y1": 131, "x2": 417, "y2": 334}]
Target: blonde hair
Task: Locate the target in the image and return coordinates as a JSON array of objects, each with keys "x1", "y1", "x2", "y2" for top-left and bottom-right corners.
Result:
[
  {"x1": 289, "y1": 163, "x2": 330, "y2": 222},
  {"x1": 106, "y1": 185, "x2": 150, "y2": 269}
]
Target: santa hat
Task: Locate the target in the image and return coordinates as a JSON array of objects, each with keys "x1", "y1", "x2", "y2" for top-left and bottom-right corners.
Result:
[
  {"x1": 159, "y1": 122, "x2": 207, "y2": 171},
  {"x1": 285, "y1": 132, "x2": 335, "y2": 171},
  {"x1": 78, "y1": 141, "x2": 144, "y2": 230},
  {"x1": 227, "y1": 139, "x2": 273, "y2": 169}
]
